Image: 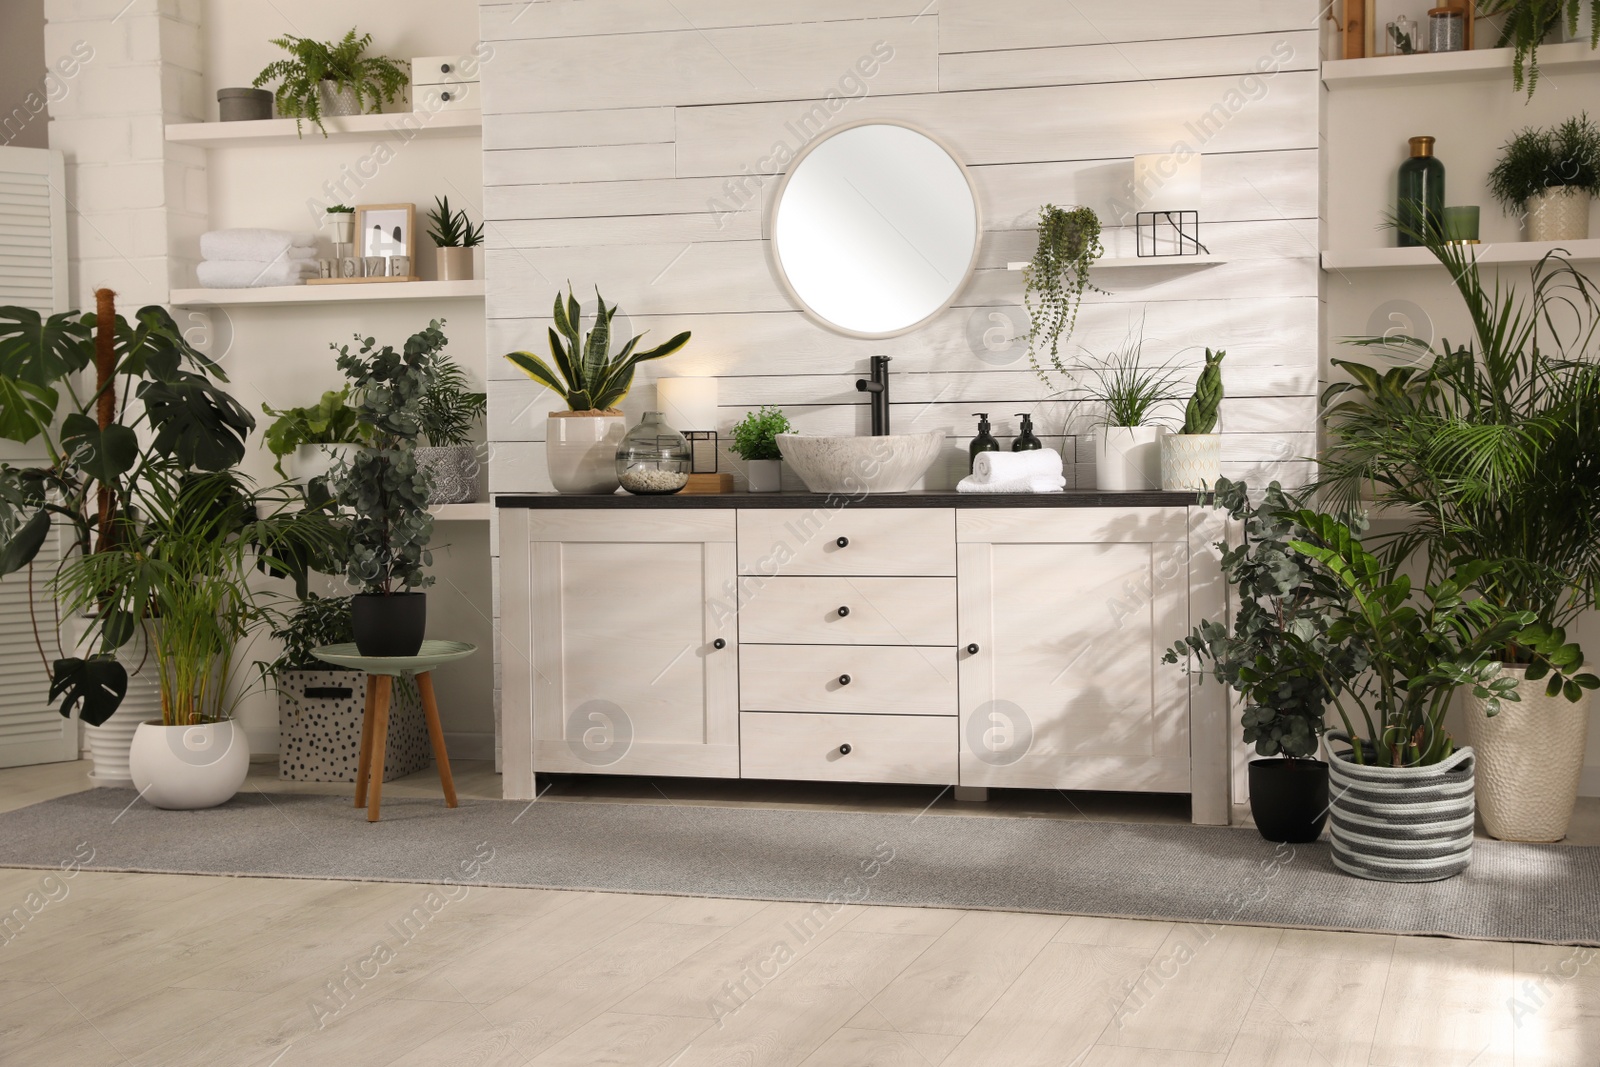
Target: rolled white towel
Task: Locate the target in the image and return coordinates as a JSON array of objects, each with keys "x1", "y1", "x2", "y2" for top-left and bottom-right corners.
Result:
[
  {"x1": 970, "y1": 448, "x2": 1063, "y2": 483},
  {"x1": 196, "y1": 258, "x2": 319, "y2": 289},
  {"x1": 199, "y1": 229, "x2": 317, "y2": 263},
  {"x1": 957, "y1": 473, "x2": 1066, "y2": 494}
]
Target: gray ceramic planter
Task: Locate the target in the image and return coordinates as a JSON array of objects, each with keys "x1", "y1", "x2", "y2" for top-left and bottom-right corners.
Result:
[{"x1": 416, "y1": 444, "x2": 478, "y2": 504}]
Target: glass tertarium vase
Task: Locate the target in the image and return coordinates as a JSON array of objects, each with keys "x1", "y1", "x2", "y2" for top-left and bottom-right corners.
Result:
[{"x1": 616, "y1": 411, "x2": 692, "y2": 495}]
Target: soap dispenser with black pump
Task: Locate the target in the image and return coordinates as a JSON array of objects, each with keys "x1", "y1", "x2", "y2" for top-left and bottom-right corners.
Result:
[
  {"x1": 969, "y1": 413, "x2": 1000, "y2": 472},
  {"x1": 1012, "y1": 413, "x2": 1042, "y2": 452}
]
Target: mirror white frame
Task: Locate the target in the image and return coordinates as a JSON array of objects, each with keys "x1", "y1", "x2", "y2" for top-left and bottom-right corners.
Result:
[{"x1": 768, "y1": 120, "x2": 982, "y2": 340}]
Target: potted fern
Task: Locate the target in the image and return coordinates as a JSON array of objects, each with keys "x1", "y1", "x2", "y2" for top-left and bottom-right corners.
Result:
[
  {"x1": 1161, "y1": 348, "x2": 1226, "y2": 491},
  {"x1": 1488, "y1": 113, "x2": 1600, "y2": 242},
  {"x1": 730, "y1": 406, "x2": 792, "y2": 492},
  {"x1": 1479, "y1": 0, "x2": 1600, "y2": 98},
  {"x1": 1024, "y1": 204, "x2": 1105, "y2": 390},
  {"x1": 425, "y1": 195, "x2": 484, "y2": 281},
  {"x1": 252, "y1": 29, "x2": 409, "y2": 137},
  {"x1": 503, "y1": 286, "x2": 690, "y2": 493},
  {"x1": 415, "y1": 352, "x2": 487, "y2": 505}
]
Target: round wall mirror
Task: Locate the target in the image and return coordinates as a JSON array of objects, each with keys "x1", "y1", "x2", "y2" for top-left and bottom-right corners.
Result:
[{"x1": 771, "y1": 122, "x2": 980, "y2": 338}]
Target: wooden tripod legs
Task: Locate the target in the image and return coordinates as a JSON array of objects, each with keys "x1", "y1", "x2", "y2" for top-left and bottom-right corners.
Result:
[{"x1": 355, "y1": 671, "x2": 457, "y2": 822}]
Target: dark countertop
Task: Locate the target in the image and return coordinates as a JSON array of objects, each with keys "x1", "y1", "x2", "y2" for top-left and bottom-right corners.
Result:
[{"x1": 495, "y1": 489, "x2": 1207, "y2": 509}]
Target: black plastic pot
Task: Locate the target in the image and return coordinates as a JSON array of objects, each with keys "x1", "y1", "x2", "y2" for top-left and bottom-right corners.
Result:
[
  {"x1": 1248, "y1": 758, "x2": 1330, "y2": 843},
  {"x1": 352, "y1": 593, "x2": 426, "y2": 658}
]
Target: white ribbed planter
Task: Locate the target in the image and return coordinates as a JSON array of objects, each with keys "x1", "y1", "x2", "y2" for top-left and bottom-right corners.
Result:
[
  {"x1": 1094, "y1": 427, "x2": 1164, "y2": 491},
  {"x1": 1160, "y1": 433, "x2": 1221, "y2": 491},
  {"x1": 129, "y1": 720, "x2": 250, "y2": 810},
  {"x1": 64, "y1": 616, "x2": 162, "y2": 788},
  {"x1": 546, "y1": 412, "x2": 625, "y2": 493},
  {"x1": 1327, "y1": 734, "x2": 1475, "y2": 882},
  {"x1": 1465, "y1": 668, "x2": 1591, "y2": 842},
  {"x1": 1526, "y1": 187, "x2": 1591, "y2": 243}
]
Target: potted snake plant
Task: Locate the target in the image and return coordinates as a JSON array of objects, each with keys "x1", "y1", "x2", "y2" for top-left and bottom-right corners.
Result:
[
  {"x1": 1161, "y1": 348, "x2": 1225, "y2": 491},
  {"x1": 503, "y1": 286, "x2": 690, "y2": 493}
]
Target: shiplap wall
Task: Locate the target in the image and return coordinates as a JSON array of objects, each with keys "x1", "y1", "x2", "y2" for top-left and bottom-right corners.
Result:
[{"x1": 480, "y1": 0, "x2": 1323, "y2": 495}]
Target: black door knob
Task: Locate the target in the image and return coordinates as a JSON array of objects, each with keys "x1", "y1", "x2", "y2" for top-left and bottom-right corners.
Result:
[
  {"x1": 713, "y1": 638, "x2": 726, "y2": 650},
  {"x1": 837, "y1": 606, "x2": 850, "y2": 617},
  {"x1": 836, "y1": 536, "x2": 849, "y2": 548},
  {"x1": 839, "y1": 743, "x2": 852, "y2": 755},
  {"x1": 440, "y1": 90, "x2": 453, "y2": 101},
  {"x1": 838, "y1": 674, "x2": 851, "y2": 686},
  {"x1": 440, "y1": 63, "x2": 453, "y2": 73},
  {"x1": 967, "y1": 643, "x2": 980, "y2": 655}
]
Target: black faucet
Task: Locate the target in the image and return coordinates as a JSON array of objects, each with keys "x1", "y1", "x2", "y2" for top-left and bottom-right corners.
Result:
[{"x1": 855, "y1": 355, "x2": 890, "y2": 436}]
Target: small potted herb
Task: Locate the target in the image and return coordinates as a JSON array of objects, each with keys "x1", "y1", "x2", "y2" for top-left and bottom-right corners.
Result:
[
  {"x1": 1080, "y1": 327, "x2": 1182, "y2": 491},
  {"x1": 729, "y1": 406, "x2": 792, "y2": 492},
  {"x1": 1488, "y1": 113, "x2": 1600, "y2": 241},
  {"x1": 1161, "y1": 348, "x2": 1225, "y2": 491},
  {"x1": 415, "y1": 353, "x2": 487, "y2": 504},
  {"x1": 252, "y1": 29, "x2": 409, "y2": 137},
  {"x1": 261, "y1": 387, "x2": 371, "y2": 485},
  {"x1": 1024, "y1": 204, "x2": 1105, "y2": 390},
  {"x1": 324, "y1": 204, "x2": 355, "y2": 246},
  {"x1": 426, "y1": 196, "x2": 484, "y2": 281}
]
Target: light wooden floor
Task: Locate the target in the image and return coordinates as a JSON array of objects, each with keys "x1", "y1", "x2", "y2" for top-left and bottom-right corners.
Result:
[{"x1": 2, "y1": 760, "x2": 1598, "y2": 1066}]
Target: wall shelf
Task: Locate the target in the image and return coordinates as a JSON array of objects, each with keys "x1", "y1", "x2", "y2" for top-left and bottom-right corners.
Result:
[
  {"x1": 430, "y1": 503, "x2": 491, "y2": 522},
  {"x1": 1322, "y1": 239, "x2": 1600, "y2": 272},
  {"x1": 1005, "y1": 256, "x2": 1225, "y2": 271},
  {"x1": 168, "y1": 279, "x2": 485, "y2": 307},
  {"x1": 165, "y1": 110, "x2": 482, "y2": 148},
  {"x1": 1322, "y1": 41, "x2": 1600, "y2": 90}
]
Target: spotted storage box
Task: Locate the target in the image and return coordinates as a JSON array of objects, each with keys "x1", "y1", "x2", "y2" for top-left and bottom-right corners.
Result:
[{"x1": 277, "y1": 669, "x2": 429, "y2": 782}]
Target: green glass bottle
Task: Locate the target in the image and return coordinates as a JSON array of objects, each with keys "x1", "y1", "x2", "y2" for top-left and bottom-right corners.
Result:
[
  {"x1": 968, "y1": 413, "x2": 1000, "y2": 472},
  {"x1": 1012, "y1": 413, "x2": 1042, "y2": 451},
  {"x1": 1397, "y1": 135, "x2": 1444, "y2": 247}
]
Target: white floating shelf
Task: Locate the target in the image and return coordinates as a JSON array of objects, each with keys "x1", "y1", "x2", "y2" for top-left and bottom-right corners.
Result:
[
  {"x1": 1321, "y1": 239, "x2": 1600, "y2": 272},
  {"x1": 168, "y1": 279, "x2": 485, "y2": 307},
  {"x1": 429, "y1": 503, "x2": 491, "y2": 522},
  {"x1": 165, "y1": 110, "x2": 482, "y2": 148},
  {"x1": 1322, "y1": 41, "x2": 1600, "y2": 89},
  {"x1": 1005, "y1": 256, "x2": 1224, "y2": 271}
]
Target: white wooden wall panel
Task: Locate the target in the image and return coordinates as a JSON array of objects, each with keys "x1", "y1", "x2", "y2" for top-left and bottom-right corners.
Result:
[
  {"x1": 939, "y1": 0, "x2": 1317, "y2": 52},
  {"x1": 482, "y1": 0, "x2": 940, "y2": 41},
  {"x1": 940, "y1": 31, "x2": 1319, "y2": 92}
]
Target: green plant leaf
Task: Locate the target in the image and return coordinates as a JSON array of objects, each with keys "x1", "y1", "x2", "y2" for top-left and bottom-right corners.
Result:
[
  {"x1": 49, "y1": 656, "x2": 128, "y2": 727},
  {"x1": 0, "y1": 375, "x2": 57, "y2": 443},
  {"x1": 0, "y1": 509, "x2": 51, "y2": 577},
  {"x1": 60, "y1": 413, "x2": 139, "y2": 485}
]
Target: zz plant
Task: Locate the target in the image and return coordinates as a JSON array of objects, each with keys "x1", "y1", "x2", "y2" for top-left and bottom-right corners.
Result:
[
  {"x1": 1025, "y1": 204, "x2": 1105, "y2": 390},
  {"x1": 252, "y1": 29, "x2": 409, "y2": 136},
  {"x1": 504, "y1": 286, "x2": 690, "y2": 411}
]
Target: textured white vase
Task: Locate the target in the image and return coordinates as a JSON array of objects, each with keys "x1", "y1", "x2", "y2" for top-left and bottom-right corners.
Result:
[
  {"x1": 318, "y1": 82, "x2": 363, "y2": 117},
  {"x1": 1095, "y1": 427, "x2": 1164, "y2": 491},
  {"x1": 1161, "y1": 433, "x2": 1221, "y2": 491},
  {"x1": 1465, "y1": 667, "x2": 1591, "y2": 842},
  {"x1": 546, "y1": 411, "x2": 625, "y2": 493},
  {"x1": 745, "y1": 459, "x2": 782, "y2": 492},
  {"x1": 64, "y1": 616, "x2": 162, "y2": 788},
  {"x1": 130, "y1": 720, "x2": 250, "y2": 809},
  {"x1": 1526, "y1": 187, "x2": 1591, "y2": 243}
]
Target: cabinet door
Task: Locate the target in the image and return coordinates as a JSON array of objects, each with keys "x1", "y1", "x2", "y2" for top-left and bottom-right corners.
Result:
[
  {"x1": 527, "y1": 513, "x2": 739, "y2": 777},
  {"x1": 956, "y1": 509, "x2": 1190, "y2": 792}
]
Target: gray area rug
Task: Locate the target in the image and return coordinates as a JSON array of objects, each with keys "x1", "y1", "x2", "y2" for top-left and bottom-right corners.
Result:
[{"x1": 2, "y1": 789, "x2": 1596, "y2": 946}]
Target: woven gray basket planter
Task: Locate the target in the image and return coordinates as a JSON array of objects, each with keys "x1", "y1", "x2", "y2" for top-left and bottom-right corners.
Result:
[{"x1": 1327, "y1": 733, "x2": 1475, "y2": 882}]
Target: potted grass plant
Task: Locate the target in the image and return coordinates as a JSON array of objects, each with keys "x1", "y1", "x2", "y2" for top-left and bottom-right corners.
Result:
[
  {"x1": 730, "y1": 406, "x2": 792, "y2": 492},
  {"x1": 503, "y1": 286, "x2": 690, "y2": 493},
  {"x1": 415, "y1": 352, "x2": 487, "y2": 504},
  {"x1": 425, "y1": 196, "x2": 484, "y2": 281},
  {"x1": 261, "y1": 387, "x2": 370, "y2": 485},
  {"x1": 1488, "y1": 113, "x2": 1600, "y2": 242},
  {"x1": 1320, "y1": 222, "x2": 1600, "y2": 841},
  {"x1": 1080, "y1": 327, "x2": 1182, "y2": 491},
  {"x1": 1161, "y1": 347, "x2": 1226, "y2": 491},
  {"x1": 252, "y1": 29, "x2": 409, "y2": 137}
]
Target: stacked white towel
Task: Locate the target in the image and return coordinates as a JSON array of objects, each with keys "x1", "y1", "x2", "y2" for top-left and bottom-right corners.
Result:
[
  {"x1": 197, "y1": 229, "x2": 319, "y2": 289},
  {"x1": 957, "y1": 449, "x2": 1067, "y2": 493}
]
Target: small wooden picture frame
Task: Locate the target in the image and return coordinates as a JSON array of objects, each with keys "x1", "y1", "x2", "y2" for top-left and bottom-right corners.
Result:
[{"x1": 355, "y1": 202, "x2": 415, "y2": 263}]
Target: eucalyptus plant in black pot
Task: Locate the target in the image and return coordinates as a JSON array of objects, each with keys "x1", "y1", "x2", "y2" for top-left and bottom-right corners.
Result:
[
  {"x1": 1165, "y1": 478, "x2": 1367, "y2": 842},
  {"x1": 333, "y1": 321, "x2": 443, "y2": 656}
]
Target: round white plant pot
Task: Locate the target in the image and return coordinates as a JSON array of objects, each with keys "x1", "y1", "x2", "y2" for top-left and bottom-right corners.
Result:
[
  {"x1": 546, "y1": 411, "x2": 625, "y2": 493},
  {"x1": 1161, "y1": 433, "x2": 1221, "y2": 491},
  {"x1": 1526, "y1": 187, "x2": 1591, "y2": 243},
  {"x1": 745, "y1": 459, "x2": 782, "y2": 493},
  {"x1": 291, "y1": 442, "x2": 357, "y2": 486},
  {"x1": 415, "y1": 444, "x2": 479, "y2": 504},
  {"x1": 1465, "y1": 667, "x2": 1591, "y2": 842},
  {"x1": 129, "y1": 720, "x2": 250, "y2": 810},
  {"x1": 1094, "y1": 427, "x2": 1164, "y2": 491}
]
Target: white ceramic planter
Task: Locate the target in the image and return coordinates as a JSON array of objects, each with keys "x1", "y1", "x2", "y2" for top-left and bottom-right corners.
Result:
[
  {"x1": 319, "y1": 82, "x2": 363, "y2": 117},
  {"x1": 65, "y1": 616, "x2": 162, "y2": 787},
  {"x1": 291, "y1": 442, "x2": 357, "y2": 486},
  {"x1": 546, "y1": 412, "x2": 625, "y2": 493},
  {"x1": 436, "y1": 247, "x2": 473, "y2": 281},
  {"x1": 1094, "y1": 426, "x2": 1164, "y2": 491},
  {"x1": 1465, "y1": 667, "x2": 1591, "y2": 842},
  {"x1": 324, "y1": 213, "x2": 354, "y2": 245},
  {"x1": 129, "y1": 720, "x2": 251, "y2": 809},
  {"x1": 745, "y1": 459, "x2": 783, "y2": 492},
  {"x1": 1161, "y1": 433, "x2": 1221, "y2": 491},
  {"x1": 1526, "y1": 187, "x2": 1591, "y2": 242},
  {"x1": 415, "y1": 444, "x2": 478, "y2": 504}
]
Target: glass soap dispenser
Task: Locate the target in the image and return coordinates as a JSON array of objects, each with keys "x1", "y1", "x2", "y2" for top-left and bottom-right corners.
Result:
[
  {"x1": 1397, "y1": 135, "x2": 1444, "y2": 247},
  {"x1": 969, "y1": 413, "x2": 1000, "y2": 472},
  {"x1": 615, "y1": 411, "x2": 691, "y2": 495},
  {"x1": 1012, "y1": 413, "x2": 1042, "y2": 451}
]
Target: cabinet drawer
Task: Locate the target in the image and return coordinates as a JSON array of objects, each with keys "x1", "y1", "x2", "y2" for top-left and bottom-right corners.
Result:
[
  {"x1": 738, "y1": 508, "x2": 954, "y2": 577},
  {"x1": 739, "y1": 577, "x2": 955, "y2": 645},
  {"x1": 414, "y1": 81, "x2": 477, "y2": 110},
  {"x1": 411, "y1": 55, "x2": 481, "y2": 84},
  {"x1": 740, "y1": 644, "x2": 956, "y2": 716},
  {"x1": 740, "y1": 712, "x2": 956, "y2": 784}
]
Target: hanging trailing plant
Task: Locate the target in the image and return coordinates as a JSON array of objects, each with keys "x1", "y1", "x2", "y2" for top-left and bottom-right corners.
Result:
[
  {"x1": 1478, "y1": 0, "x2": 1600, "y2": 98},
  {"x1": 1023, "y1": 204, "x2": 1105, "y2": 390}
]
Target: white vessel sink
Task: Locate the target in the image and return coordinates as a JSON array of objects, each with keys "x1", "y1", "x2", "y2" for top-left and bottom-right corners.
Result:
[{"x1": 776, "y1": 431, "x2": 944, "y2": 494}]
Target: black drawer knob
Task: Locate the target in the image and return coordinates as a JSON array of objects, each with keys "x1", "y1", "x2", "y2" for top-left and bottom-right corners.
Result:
[
  {"x1": 837, "y1": 605, "x2": 850, "y2": 617},
  {"x1": 838, "y1": 674, "x2": 851, "y2": 686},
  {"x1": 836, "y1": 536, "x2": 849, "y2": 548},
  {"x1": 967, "y1": 643, "x2": 980, "y2": 655},
  {"x1": 839, "y1": 743, "x2": 852, "y2": 755},
  {"x1": 441, "y1": 90, "x2": 453, "y2": 101},
  {"x1": 713, "y1": 638, "x2": 726, "y2": 650},
  {"x1": 440, "y1": 63, "x2": 453, "y2": 73}
]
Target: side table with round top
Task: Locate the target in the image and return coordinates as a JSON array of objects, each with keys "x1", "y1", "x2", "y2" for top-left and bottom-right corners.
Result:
[{"x1": 312, "y1": 641, "x2": 477, "y2": 822}]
